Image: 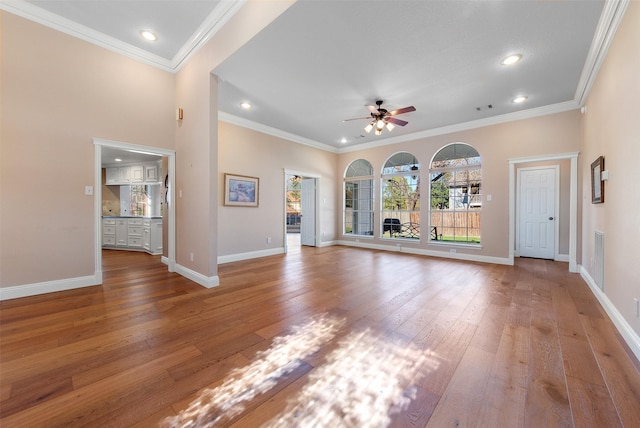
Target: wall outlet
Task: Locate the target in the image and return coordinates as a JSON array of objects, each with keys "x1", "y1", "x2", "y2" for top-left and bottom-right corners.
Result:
[
  {"x1": 85, "y1": 186, "x2": 93, "y2": 196},
  {"x1": 449, "y1": 248, "x2": 457, "y2": 253},
  {"x1": 190, "y1": 252, "x2": 194, "y2": 262},
  {"x1": 267, "y1": 237, "x2": 272, "y2": 244}
]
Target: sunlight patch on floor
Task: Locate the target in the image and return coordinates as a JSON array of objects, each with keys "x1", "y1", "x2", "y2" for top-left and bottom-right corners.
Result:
[{"x1": 162, "y1": 313, "x2": 440, "y2": 427}]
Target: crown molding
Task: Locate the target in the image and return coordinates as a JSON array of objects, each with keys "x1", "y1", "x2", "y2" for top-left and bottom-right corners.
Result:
[
  {"x1": 171, "y1": 0, "x2": 247, "y2": 72},
  {"x1": 219, "y1": 112, "x2": 339, "y2": 153},
  {"x1": 1, "y1": 0, "x2": 175, "y2": 72},
  {"x1": 0, "y1": 0, "x2": 246, "y2": 74},
  {"x1": 337, "y1": 100, "x2": 580, "y2": 154},
  {"x1": 575, "y1": 0, "x2": 630, "y2": 106}
]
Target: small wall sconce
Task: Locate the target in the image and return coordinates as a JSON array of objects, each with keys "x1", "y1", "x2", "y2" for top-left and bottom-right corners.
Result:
[{"x1": 176, "y1": 108, "x2": 183, "y2": 121}]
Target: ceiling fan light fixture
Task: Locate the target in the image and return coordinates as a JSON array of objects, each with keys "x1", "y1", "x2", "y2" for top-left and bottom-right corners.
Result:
[
  {"x1": 374, "y1": 129, "x2": 382, "y2": 136},
  {"x1": 386, "y1": 122, "x2": 395, "y2": 131},
  {"x1": 364, "y1": 123, "x2": 374, "y2": 133},
  {"x1": 376, "y1": 119, "x2": 385, "y2": 130}
]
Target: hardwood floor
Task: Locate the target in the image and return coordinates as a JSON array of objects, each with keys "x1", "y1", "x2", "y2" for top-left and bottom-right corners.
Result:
[{"x1": 1, "y1": 246, "x2": 639, "y2": 427}]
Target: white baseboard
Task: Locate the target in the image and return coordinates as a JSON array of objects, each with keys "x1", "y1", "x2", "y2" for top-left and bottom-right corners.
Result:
[
  {"x1": 0, "y1": 273, "x2": 102, "y2": 301},
  {"x1": 217, "y1": 247, "x2": 284, "y2": 264},
  {"x1": 555, "y1": 253, "x2": 570, "y2": 262},
  {"x1": 580, "y1": 265, "x2": 640, "y2": 362},
  {"x1": 336, "y1": 240, "x2": 512, "y2": 266},
  {"x1": 173, "y1": 263, "x2": 219, "y2": 288}
]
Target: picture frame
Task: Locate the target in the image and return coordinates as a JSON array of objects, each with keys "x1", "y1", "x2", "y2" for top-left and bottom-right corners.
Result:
[
  {"x1": 591, "y1": 156, "x2": 604, "y2": 204},
  {"x1": 224, "y1": 173, "x2": 259, "y2": 207}
]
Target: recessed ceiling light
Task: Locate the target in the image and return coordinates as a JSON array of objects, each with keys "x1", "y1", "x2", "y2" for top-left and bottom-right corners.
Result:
[
  {"x1": 240, "y1": 102, "x2": 252, "y2": 110},
  {"x1": 140, "y1": 30, "x2": 157, "y2": 42},
  {"x1": 340, "y1": 137, "x2": 348, "y2": 144},
  {"x1": 501, "y1": 54, "x2": 522, "y2": 66},
  {"x1": 512, "y1": 95, "x2": 528, "y2": 104},
  {"x1": 114, "y1": 158, "x2": 122, "y2": 162}
]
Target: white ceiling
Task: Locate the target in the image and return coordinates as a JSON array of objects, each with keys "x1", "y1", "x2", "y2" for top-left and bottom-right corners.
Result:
[{"x1": 5, "y1": 0, "x2": 619, "y2": 152}]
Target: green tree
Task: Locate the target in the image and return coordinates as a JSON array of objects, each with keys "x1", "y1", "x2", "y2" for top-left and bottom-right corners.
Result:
[{"x1": 430, "y1": 175, "x2": 450, "y2": 209}]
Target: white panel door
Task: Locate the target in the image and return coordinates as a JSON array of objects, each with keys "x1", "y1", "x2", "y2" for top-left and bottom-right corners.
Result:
[
  {"x1": 300, "y1": 178, "x2": 316, "y2": 246},
  {"x1": 518, "y1": 168, "x2": 556, "y2": 259}
]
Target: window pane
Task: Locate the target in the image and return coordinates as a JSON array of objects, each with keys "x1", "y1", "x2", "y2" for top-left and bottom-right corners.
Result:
[{"x1": 429, "y1": 144, "x2": 481, "y2": 244}]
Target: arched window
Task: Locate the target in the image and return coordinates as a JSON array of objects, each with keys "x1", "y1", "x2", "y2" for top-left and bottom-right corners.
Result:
[
  {"x1": 344, "y1": 159, "x2": 374, "y2": 236},
  {"x1": 429, "y1": 143, "x2": 481, "y2": 244},
  {"x1": 381, "y1": 152, "x2": 420, "y2": 239}
]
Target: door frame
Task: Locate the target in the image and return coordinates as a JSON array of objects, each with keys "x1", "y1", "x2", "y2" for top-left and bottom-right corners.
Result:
[
  {"x1": 283, "y1": 169, "x2": 320, "y2": 252},
  {"x1": 508, "y1": 152, "x2": 578, "y2": 272},
  {"x1": 515, "y1": 165, "x2": 560, "y2": 260},
  {"x1": 93, "y1": 138, "x2": 177, "y2": 282}
]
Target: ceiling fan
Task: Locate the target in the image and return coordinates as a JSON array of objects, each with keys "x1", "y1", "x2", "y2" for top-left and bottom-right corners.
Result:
[{"x1": 343, "y1": 100, "x2": 416, "y2": 135}]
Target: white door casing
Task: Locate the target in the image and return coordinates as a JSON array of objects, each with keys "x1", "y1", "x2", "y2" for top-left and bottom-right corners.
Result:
[
  {"x1": 300, "y1": 178, "x2": 316, "y2": 246},
  {"x1": 517, "y1": 166, "x2": 558, "y2": 259}
]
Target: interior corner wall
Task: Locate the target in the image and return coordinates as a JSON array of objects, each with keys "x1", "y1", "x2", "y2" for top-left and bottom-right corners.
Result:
[
  {"x1": 337, "y1": 110, "x2": 582, "y2": 261},
  {"x1": 217, "y1": 121, "x2": 338, "y2": 258},
  {"x1": 0, "y1": 11, "x2": 175, "y2": 289},
  {"x1": 581, "y1": 1, "x2": 640, "y2": 336}
]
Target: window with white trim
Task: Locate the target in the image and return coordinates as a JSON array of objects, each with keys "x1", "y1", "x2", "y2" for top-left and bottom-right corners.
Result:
[
  {"x1": 381, "y1": 152, "x2": 420, "y2": 239},
  {"x1": 429, "y1": 143, "x2": 481, "y2": 244},
  {"x1": 344, "y1": 159, "x2": 374, "y2": 236}
]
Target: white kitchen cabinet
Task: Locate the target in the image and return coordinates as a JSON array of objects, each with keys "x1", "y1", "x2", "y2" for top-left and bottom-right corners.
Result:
[
  {"x1": 131, "y1": 165, "x2": 144, "y2": 183},
  {"x1": 102, "y1": 218, "x2": 116, "y2": 245},
  {"x1": 105, "y1": 168, "x2": 118, "y2": 185},
  {"x1": 143, "y1": 218, "x2": 163, "y2": 254},
  {"x1": 145, "y1": 165, "x2": 158, "y2": 182},
  {"x1": 102, "y1": 217, "x2": 162, "y2": 254},
  {"x1": 118, "y1": 167, "x2": 131, "y2": 183},
  {"x1": 115, "y1": 219, "x2": 128, "y2": 246},
  {"x1": 104, "y1": 162, "x2": 161, "y2": 185}
]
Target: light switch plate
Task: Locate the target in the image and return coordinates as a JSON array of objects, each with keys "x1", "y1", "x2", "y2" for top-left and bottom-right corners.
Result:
[{"x1": 85, "y1": 186, "x2": 93, "y2": 195}]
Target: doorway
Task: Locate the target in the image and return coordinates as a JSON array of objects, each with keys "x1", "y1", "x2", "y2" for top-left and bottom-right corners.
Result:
[
  {"x1": 284, "y1": 170, "x2": 319, "y2": 252},
  {"x1": 516, "y1": 166, "x2": 558, "y2": 259},
  {"x1": 94, "y1": 138, "x2": 176, "y2": 281}
]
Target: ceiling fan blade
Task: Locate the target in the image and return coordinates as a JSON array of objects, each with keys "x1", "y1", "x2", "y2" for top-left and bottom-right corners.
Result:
[
  {"x1": 387, "y1": 117, "x2": 409, "y2": 126},
  {"x1": 342, "y1": 116, "x2": 371, "y2": 122},
  {"x1": 388, "y1": 106, "x2": 416, "y2": 116}
]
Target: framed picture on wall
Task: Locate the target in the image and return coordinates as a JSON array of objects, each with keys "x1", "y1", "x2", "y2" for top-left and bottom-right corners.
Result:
[
  {"x1": 224, "y1": 173, "x2": 259, "y2": 207},
  {"x1": 591, "y1": 156, "x2": 604, "y2": 204}
]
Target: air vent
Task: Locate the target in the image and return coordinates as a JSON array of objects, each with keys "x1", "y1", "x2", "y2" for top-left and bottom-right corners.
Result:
[{"x1": 594, "y1": 231, "x2": 604, "y2": 291}]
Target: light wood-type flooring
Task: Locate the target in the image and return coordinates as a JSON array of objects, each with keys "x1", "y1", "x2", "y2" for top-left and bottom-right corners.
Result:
[{"x1": 1, "y1": 244, "x2": 639, "y2": 427}]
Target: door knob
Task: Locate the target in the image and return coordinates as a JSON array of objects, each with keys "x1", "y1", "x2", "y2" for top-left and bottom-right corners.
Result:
[{"x1": 549, "y1": 217, "x2": 554, "y2": 220}]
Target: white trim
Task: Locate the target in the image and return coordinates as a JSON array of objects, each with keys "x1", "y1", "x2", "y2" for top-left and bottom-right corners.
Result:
[
  {"x1": 174, "y1": 264, "x2": 220, "y2": 288},
  {"x1": 1, "y1": 0, "x2": 174, "y2": 72},
  {"x1": 93, "y1": 138, "x2": 177, "y2": 279},
  {"x1": 337, "y1": 240, "x2": 512, "y2": 266},
  {"x1": 171, "y1": 0, "x2": 247, "y2": 72},
  {"x1": 515, "y1": 165, "x2": 560, "y2": 261},
  {"x1": 218, "y1": 248, "x2": 285, "y2": 264},
  {"x1": 508, "y1": 152, "x2": 579, "y2": 272},
  {"x1": 555, "y1": 254, "x2": 570, "y2": 263},
  {"x1": 580, "y1": 266, "x2": 640, "y2": 362},
  {"x1": 575, "y1": 0, "x2": 630, "y2": 106},
  {"x1": 0, "y1": 275, "x2": 101, "y2": 301},
  {"x1": 338, "y1": 101, "x2": 579, "y2": 154},
  {"x1": 220, "y1": 112, "x2": 338, "y2": 153},
  {"x1": 0, "y1": 0, "x2": 246, "y2": 73}
]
